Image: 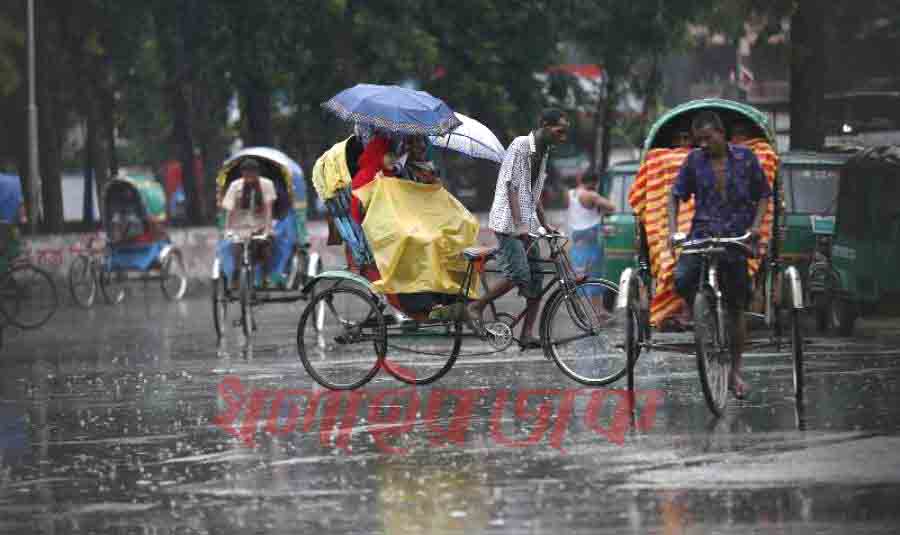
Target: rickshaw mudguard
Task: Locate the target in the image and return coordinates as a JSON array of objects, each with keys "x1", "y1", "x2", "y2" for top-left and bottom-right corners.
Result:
[
  {"x1": 301, "y1": 270, "x2": 380, "y2": 299},
  {"x1": 616, "y1": 268, "x2": 635, "y2": 310},
  {"x1": 784, "y1": 265, "x2": 805, "y2": 309}
]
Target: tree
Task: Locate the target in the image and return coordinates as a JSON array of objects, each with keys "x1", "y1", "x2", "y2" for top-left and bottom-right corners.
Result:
[
  {"x1": 789, "y1": 0, "x2": 824, "y2": 149},
  {"x1": 567, "y1": 0, "x2": 714, "y2": 171}
]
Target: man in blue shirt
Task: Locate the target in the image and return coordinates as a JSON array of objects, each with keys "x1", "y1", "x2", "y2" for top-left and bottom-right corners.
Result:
[
  {"x1": 0, "y1": 173, "x2": 26, "y2": 272},
  {"x1": 668, "y1": 111, "x2": 771, "y2": 399}
]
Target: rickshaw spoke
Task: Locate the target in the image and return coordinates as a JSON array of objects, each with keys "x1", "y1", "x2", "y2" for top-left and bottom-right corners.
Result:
[
  {"x1": 297, "y1": 285, "x2": 383, "y2": 390},
  {"x1": 543, "y1": 280, "x2": 628, "y2": 386}
]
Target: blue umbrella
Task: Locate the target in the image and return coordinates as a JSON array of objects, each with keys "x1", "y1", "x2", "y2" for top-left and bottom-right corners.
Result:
[{"x1": 322, "y1": 84, "x2": 462, "y2": 136}]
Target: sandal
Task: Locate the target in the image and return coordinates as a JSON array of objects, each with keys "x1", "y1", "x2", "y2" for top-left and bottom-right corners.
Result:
[
  {"x1": 729, "y1": 375, "x2": 750, "y2": 400},
  {"x1": 518, "y1": 337, "x2": 542, "y2": 351}
]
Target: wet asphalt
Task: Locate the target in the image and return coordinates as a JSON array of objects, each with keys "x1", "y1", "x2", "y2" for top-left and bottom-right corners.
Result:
[{"x1": 1, "y1": 290, "x2": 899, "y2": 535}]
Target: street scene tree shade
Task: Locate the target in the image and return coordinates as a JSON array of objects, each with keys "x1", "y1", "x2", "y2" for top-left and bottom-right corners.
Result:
[{"x1": 0, "y1": 0, "x2": 896, "y2": 228}]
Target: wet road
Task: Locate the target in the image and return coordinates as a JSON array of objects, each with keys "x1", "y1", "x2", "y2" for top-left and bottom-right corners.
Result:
[{"x1": 1, "y1": 292, "x2": 900, "y2": 534}]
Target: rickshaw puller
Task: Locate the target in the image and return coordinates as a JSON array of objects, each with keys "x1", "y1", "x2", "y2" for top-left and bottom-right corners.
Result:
[
  {"x1": 668, "y1": 110, "x2": 772, "y2": 399},
  {"x1": 222, "y1": 158, "x2": 277, "y2": 289},
  {"x1": 468, "y1": 108, "x2": 569, "y2": 350}
]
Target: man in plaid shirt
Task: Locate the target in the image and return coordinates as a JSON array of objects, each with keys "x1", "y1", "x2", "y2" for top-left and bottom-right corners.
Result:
[{"x1": 468, "y1": 109, "x2": 569, "y2": 350}]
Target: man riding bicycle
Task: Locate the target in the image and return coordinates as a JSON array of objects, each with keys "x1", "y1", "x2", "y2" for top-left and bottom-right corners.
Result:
[
  {"x1": 668, "y1": 110, "x2": 771, "y2": 399},
  {"x1": 221, "y1": 158, "x2": 277, "y2": 289},
  {"x1": 467, "y1": 108, "x2": 569, "y2": 350}
]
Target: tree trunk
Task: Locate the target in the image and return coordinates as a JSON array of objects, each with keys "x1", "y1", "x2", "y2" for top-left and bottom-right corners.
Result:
[
  {"x1": 104, "y1": 88, "x2": 118, "y2": 177},
  {"x1": 172, "y1": 0, "x2": 202, "y2": 225},
  {"x1": 599, "y1": 74, "x2": 617, "y2": 173},
  {"x1": 36, "y1": 15, "x2": 63, "y2": 233},
  {"x1": 789, "y1": 0, "x2": 825, "y2": 150},
  {"x1": 243, "y1": 79, "x2": 274, "y2": 147},
  {"x1": 83, "y1": 116, "x2": 95, "y2": 224},
  {"x1": 588, "y1": 87, "x2": 604, "y2": 174}
]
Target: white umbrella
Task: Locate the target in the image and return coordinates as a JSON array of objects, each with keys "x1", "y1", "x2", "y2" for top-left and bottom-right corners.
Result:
[{"x1": 429, "y1": 113, "x2": 506, "y2": 163}]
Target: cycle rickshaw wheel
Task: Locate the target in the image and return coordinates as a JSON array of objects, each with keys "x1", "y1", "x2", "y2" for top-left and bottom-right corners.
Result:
[
  {"x1": 790, "y1": 308, "x2": 804, "y2": 399},
  {"x1": 161, "y1": 251, "x2": 188, "y2": 301},
  {"x1": 297, "y1": 285, "x2": 385, "y2": 390},
  {"x1": 239, "y1": 267, "x2": 255, "y2": 341},
  {"x1": 212, "y1": 275, "x2": 229, "y2": 340},
  {"x1": 68, "y1": 255, "x2": 97, "y2": 308},
  {"x1": 0, "y1": 264, "x2": 59, "y2": 329},
  {"x1": 541, "y1": 279, "x2": 628, "y2": 386},
  {"x1": 99, "y1": 268, "x2": 126, "y2": 305},
  {"x1": 694, "y1": 291, "x2": 731, "y2": 416},
  {"x1": 380, "y1": 311, "x2": 462, "y2": 386}
]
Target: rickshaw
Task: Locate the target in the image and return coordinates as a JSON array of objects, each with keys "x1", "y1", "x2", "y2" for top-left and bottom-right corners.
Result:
[
  {"x1": 828, "y1": 145, "x2": 900, "y2": 336},
  {"x1": 617, "y1": 98, "x2": 806, "y2": 416},
  {"x1": 298, "y1": 84, "x2": 622, "y2": 390},
  {"x1": 211, "y1": 147, "x2": 324, "y2": 343},
  {"x1": 1, "y1": 173, "x2": 59, "y2": 335},
  {"x1": 68, "y1": 174, "x2": 187, "y2": 307}
]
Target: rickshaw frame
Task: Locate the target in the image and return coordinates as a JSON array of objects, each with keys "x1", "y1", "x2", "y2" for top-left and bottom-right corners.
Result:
[
  {"x1": 616, "y1": 98, "x2": 806, "y2": 416},
  {"x1": 68, "y1": 175, "x2": 188, "y2": 308},
  {"x1": 211, "y1": 147, "x2": 324, "y2": 345}
]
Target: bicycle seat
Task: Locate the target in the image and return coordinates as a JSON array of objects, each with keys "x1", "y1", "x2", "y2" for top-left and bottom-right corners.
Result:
[{"x1": 463, "y1": 246, "x2": 497, "y2": 261}]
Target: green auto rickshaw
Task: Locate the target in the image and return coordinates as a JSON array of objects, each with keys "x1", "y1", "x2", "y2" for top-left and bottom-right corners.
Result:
[
  {"x1": 599, "y1": 160, "x2": 639, "y2": 285},
  {"x1": 828, "y1": 145, "x2": 900, "y2": 336},
  {"x1": 778, "y1": 149, "x2": 858, "y2": 332}
]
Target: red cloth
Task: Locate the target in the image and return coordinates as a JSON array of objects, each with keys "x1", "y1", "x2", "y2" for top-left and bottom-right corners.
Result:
[{"x1": 350, "y1": 136, "x2": 393, "y2": 224}]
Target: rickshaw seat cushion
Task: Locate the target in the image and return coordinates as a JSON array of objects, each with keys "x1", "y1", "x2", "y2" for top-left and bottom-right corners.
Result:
[{"x1": 463, "y1": 246, "x2": 497, "y2": 261}]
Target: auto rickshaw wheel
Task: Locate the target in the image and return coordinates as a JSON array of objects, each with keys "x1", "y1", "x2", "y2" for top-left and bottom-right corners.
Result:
[
  {"x1": 814, "y1": 298, "x2": 832, "y2": 333},
  {"x1": 836, "y1": 300, "x2": 858, "y2": 337}
]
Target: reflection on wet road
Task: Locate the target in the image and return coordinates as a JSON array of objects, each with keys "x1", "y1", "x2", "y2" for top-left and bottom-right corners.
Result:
[{"x1": 1, "y1": 295, "x2": 899, "y2": 534}]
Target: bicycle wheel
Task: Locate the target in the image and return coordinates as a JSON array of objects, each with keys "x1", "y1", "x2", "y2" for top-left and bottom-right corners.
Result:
[
  {"x1": 99, "y1": 268, "x2": 126, "y2": 305},
  {"x1": 297, "y1": 285, "x2": 385, "y2": 390},
  {"x1": 542, "y1": 279, "x2": 627, "y2": 386},
  {"x1": 381, "y1": 306, "x2": 462, "y2": 386},
  {"x1": 0, "y1": 264, "x2": 59, "y2": 329},
  {"x1": 695, "y1": 291, "x2": 731, "y2": 417},
  {"x1": 212, "y1": 275, "x2": 229, "y2": 340},
  {"x1": 239, "y1": 267, "x2": 254, "y2": 341},
  {"x1": 160, "y1": 251, "x2": 188, "y2": 301},
  {"x1": 790, "y1": 308, "x2": 804, "y2": 399},
  {"x1": 68, "y1": 255, "x2": 97, "y2": 308}
]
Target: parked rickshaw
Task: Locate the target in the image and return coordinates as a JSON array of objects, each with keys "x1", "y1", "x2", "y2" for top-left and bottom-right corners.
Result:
[
  {"x1": 68, "y1": 174, "x2": 187, "y2": 307},
  {"x1": 211, "y1": 147, "x2": 324, "y2": 343},
  {"x1": 618, "y1": 98, "x2": 806, "y2": 416},
  {"x1": 827, "y1": 145, "x2": 900, "y2": 336},
  {"x1": 299, "y1": 84, "x2": 622, "y2": 390}
]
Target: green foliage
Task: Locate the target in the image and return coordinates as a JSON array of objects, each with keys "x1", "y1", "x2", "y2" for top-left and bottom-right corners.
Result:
[{"x1": 0, "y1": 14, "x2": 23, "y2": 97}]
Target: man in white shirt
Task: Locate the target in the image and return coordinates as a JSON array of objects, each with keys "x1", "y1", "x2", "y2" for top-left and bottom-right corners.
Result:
[
  {"x1": 221, "y1": 158, "x2": 278, "y2": 288},
  {"x1": 467, "y1": 109, "x2": 569, "y2": 349}
]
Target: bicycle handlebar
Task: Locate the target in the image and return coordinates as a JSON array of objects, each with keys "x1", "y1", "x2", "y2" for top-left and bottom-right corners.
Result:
[{"x1": 676, "y1": 232, "x2": 756, "y2": 257}]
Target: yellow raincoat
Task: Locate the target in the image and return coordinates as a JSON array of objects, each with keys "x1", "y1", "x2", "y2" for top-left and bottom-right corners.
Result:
[
  {"x1": 353, "y1": 176, "x2": 480, "y2": 297},
  {"x1": 311, "y1": 137, "x2": 353, "y2": 201}
]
